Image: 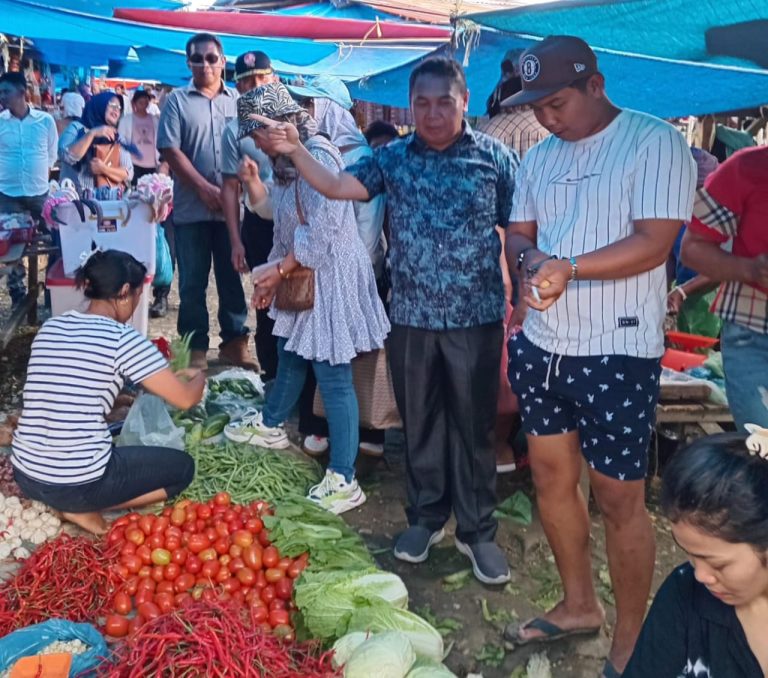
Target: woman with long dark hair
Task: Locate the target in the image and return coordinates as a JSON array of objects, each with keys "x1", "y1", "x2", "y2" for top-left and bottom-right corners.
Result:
[{"x1": 624, "y1": 433, "x2": 768, "y2": 677}]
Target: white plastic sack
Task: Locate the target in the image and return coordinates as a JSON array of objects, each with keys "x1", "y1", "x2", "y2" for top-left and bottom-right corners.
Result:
[{"x1": 119, "y1": 393, "x2": 185, "y2": 450}]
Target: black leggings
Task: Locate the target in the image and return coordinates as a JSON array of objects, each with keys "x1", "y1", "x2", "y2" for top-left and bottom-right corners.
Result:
[{"x1": 14, "y1": 445, "x2": 194, "y2": 513}]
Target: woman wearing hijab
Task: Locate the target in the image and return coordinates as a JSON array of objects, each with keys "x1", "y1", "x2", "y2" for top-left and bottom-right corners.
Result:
[
  {"x1": 59, "y1": 91, "x2": 134, "y2": 193},
  {"x1": 225, "y1": 83, "x2": 390, "y2": 515}
]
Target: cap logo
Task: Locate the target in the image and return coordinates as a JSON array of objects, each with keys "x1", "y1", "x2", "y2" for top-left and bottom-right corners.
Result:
[
  {"x1": 574, "y1": 62, "x2": 586, "y2": 73},
  {"x1": 521, "y1": 55, "x2": 541, "y2": 82},
  {"x1": 244, "y1": 53, "x2": 256, "y2": 67}
]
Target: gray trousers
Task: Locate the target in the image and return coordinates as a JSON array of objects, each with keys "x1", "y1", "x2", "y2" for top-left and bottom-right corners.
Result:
[{"x1": 0, "y1": 193, "x2": 47, "y2": 303}]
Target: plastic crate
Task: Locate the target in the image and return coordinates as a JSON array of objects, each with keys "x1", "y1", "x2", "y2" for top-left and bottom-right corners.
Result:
[
  {"x1": 661, "y1": 348, "x2": 708, "y2": 372},
  {"x1": 666, "y1": 331, "x2": 718, "y2": 353}
]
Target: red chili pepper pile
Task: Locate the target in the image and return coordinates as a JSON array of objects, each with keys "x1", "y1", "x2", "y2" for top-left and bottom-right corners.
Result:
[
  {"x1": 99, "y1": 599, "x2": 339, "y2": 678},
  {"x1": 0, "y1": 534, "x2": 121, "y2": 636},
  {"x1": 104, "y1": 493, "x2": 308, "y2": 639}
]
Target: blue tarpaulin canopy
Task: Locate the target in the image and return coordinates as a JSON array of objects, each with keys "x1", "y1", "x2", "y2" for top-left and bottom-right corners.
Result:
[
  {"x1": 469, "y1": 0, "x2": 768, "y2": 70},
  {"x1": 1, "y1": 0, "x2": 335, "y2": 65},
  {"x1": 110, "y1": 43, "x2": 433, "y2": 86},
  {"x1": 349, "y1": 29, "x2": 768, "y2": 117}
]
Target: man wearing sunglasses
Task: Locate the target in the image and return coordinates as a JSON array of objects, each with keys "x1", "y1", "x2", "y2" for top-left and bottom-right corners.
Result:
[{"x1": 158, "y1": 32, "x2": 256, "y2": 371}]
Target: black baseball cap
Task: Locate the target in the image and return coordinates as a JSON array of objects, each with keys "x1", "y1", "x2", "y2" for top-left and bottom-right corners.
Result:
[
  {"x1": 234, "y1": 51, "x2": 273, "y2": 82},
  {"x1": 501, "y1": 36, "x2": 598, "y2": 107}
]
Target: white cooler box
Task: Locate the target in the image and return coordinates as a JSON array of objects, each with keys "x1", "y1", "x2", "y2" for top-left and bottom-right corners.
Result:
[
  {"x1": 46, "y1": 259, "x2": 153, "y2": 336},
  {"x1": 56, "y1": 200, "x2": 156, "y2": 277}
]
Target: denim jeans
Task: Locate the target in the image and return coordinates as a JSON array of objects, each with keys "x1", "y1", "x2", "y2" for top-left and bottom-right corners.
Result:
[
  {"x1": 264, "y1": 338, "x2": 359, "y2": 481},
  {"x1": 174, "y1": 220, "x2": 248, "y2": 351},
  {"x1": 721, "y1": 321, "x2": 768, "y2": 431}
]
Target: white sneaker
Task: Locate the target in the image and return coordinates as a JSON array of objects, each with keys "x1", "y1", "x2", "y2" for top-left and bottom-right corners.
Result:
[
  {"x1": 224, "y1": 408, "x2": 289, "y2": 449},
  {"x1": 302, "y1": 435, "x2": 329, "y2": 457},
  {"x1": 307, "y1": 470, "x2": 366, "y2": 515}
]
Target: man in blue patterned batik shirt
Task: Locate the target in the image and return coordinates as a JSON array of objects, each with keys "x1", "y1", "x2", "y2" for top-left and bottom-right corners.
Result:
[{"x1": 257, "y1": 57, "x2": 519, "y2": 585}]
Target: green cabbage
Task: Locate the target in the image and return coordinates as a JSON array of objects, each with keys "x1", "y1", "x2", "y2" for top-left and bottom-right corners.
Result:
[
  {"x1": 294, "y1": 568, "x2": 409, "y2": 639},
  {"x1": 406, "y1": 658, "x2": 458, "y2": 677},
  {"x1": 332, "y1": 632, "x2": 370, "y2": 669},
  {"x1": 344, "y1": 632, "x2": 416, "y2": 678},
  {"x1": 346, "y1": 603, "x2": 445, "y2": 663}
]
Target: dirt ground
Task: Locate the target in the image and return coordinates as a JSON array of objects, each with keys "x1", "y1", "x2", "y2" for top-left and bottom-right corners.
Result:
[{"x1": 0, "y1": 269, "x2": 685, "y2": 678}]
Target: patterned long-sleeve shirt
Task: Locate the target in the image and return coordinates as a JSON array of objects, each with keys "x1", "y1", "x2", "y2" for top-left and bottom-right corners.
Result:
[{"x1": 346, "y1": 123, "x2": 519, "y2": 331}]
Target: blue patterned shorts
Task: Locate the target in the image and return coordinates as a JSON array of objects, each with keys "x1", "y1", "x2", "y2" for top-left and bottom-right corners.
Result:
[{"x1": 508, "y1": 332, "x2": 661, "y2": 481}]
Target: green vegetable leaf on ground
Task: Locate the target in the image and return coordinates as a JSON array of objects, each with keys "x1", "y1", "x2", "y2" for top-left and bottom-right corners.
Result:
[
  {"x1": 475, "y1": 643, "x2": 506, "y2": 668},
  {"x1": 493, "y1": 491, "x2": 533, "y2": 526},
  {"x1": 480, "y1": 598, "x2": 517, "y2": 628},
  {"x1": 441, "y1": 569, "x2": 472, "y2": 593},
  {"x1": 415, "y1": 606, "x2": 463, "y2": 637}
]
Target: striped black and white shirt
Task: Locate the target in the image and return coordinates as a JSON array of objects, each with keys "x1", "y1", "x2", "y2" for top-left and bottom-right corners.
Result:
[
  {"x1": 12, "y1": 312, "x2": 167, "y2": 485},
  {"x1": 510, "y1": 109, "x2": 696, "y2": 358}
]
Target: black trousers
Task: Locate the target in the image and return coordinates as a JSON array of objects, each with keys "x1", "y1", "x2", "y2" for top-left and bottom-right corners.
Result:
[
  {"x1": 242, "y1": 208, "x2": 277, "y2": 380},
  {"x1": 388, "y1": 322, "x2": 503, "y2": 543}
]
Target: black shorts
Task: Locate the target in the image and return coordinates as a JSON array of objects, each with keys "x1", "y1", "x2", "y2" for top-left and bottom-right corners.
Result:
[
  {"x1": 14, "y1": 445, "x2": 194, "y2": 513},
  {"x1": 508, "y1": 332, "x2": 661, "y2": 481}
]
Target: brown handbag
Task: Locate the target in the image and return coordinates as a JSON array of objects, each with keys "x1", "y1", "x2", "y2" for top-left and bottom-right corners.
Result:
[
  {"x1": 274, "y1": 181, "x2": 315, "y2": 312},
  {"x1": 93, "y1": 143, "x2": 121, "y2": 188}
]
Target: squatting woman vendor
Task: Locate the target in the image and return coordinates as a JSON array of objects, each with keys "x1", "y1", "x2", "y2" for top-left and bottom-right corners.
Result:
[{"x1": 11, "y1": 250, "x2": 205, "y2": 535}]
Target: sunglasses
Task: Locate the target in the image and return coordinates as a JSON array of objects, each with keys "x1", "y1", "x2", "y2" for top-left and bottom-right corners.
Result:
[
  {"x1": 107, "y1": 102, "x2": 122, "y2": 110},
  {"x1": 189, "y1": 53, "x2": 222, "y2": 66}
]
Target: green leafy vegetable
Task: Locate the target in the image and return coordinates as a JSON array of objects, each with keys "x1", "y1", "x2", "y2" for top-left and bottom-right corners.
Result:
[
  {"x1": 441, "y1": 569, "x2": 472, "y2": 593},
  {"x1": 344, "y1": 631, "x2": 416, "y2": 678},
  {"x1": 264, "y1": 498, "x2": 374, "y2": 573},
  {"x1": 294, "y1": 568, "x2": 409, "y2": 639},
  {"x1": 331, "y1": 632, "x2": 369, "y2": 669},
  {"x1": 406, "y1": 658, "x2": 458, "y2": 677},
  {"x1": 346, "y1": 603, "x2": 445, "y2": 663},
  {"x1": 169, "y1": 333, "x2": 194, "y2": 371},
  {"x1": 493, "y1": 491, "x2": 533, "y2": 525},
  {"x1": 475, "y1": 643, "x2": 506, "y2": 668},
  {"x1": 414, "y1": 606, "x2": 463, "y2": 638}
]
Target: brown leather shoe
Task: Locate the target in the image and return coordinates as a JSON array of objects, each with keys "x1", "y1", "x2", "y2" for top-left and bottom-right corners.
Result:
[
  {"x1": 219, "y1": 336, "x2": 259, "y2": 371},
  {"x1": 190, "y1": 350, "x2": 208, "y2": 371}
]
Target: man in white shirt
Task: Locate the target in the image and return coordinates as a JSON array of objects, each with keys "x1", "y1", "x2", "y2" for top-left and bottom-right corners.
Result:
[
  {"x1": 503, "y1": 37, "x2": 696, "y2": 677},
  {"x1": 0, "y1": 72, "x2": 58, "y2": 306}
]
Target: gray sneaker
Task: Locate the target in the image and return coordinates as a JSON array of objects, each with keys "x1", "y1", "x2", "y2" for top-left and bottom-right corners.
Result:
[
  {"x1": 393, "y1": 526, "x2": 445, "y2": 563},
  {"x1": 455, "y1": 538, "x2": 511, "y2": 585}
]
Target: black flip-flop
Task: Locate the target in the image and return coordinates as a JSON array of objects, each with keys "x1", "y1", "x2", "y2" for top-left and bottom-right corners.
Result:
[
  {"x1": 602, "y1": 659, "x2": 623, "y2": 678},
  {"x1": 503, "y1": 617, "x2": 601, "y2": 647}
]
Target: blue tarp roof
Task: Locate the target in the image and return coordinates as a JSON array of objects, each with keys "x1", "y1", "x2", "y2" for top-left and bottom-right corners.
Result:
[
  {"x1": 110, "y1": 43, "x2": 433, "y2": 85},
  {"x1": 56, "y1": 0, "x2": 185, "y2": 17},
  {"x1": 349, "y1": 29, "x2": 768, "y2": 117},
  {"x1": 2, "y1": 0, "x2": 335, "y2": 65},
  {"x1": 469, "y1": 0, "x2": 768, "y2": 70}
]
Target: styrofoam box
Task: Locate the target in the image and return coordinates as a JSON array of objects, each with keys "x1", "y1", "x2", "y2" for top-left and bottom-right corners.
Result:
[
  {"x1": 46, "y1": 259, "x2": 153, "y2": 336},
  {"x1": 56, "y1": 200, "x2": 157, "y2": 277}
]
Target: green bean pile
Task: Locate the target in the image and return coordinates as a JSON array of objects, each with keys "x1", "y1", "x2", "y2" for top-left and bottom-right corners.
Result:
[{"x1": 181, "y1": 440, "x2": 323, "y2": 505}]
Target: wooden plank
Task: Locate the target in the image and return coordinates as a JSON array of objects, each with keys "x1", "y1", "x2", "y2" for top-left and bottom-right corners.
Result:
[
  {"x1": 656, "y1": 402, "x2": 733, "y2": 424},
  {"x1": 699, "y1": 422, "x2": 725, "y2": 435},
  {"x1": 659, "y1": 383, "x2": 711, "y2": 402}
]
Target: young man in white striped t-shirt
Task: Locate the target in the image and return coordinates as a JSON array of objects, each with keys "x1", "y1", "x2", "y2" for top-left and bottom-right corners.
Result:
[{"x1": 503, "y1": 37, "x2": 696, "y2": 676}]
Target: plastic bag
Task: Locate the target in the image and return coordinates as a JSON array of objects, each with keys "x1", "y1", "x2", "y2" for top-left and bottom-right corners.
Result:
[
  {"x1": 0, "y1": 619, "x2": 107, "y2": 676},
  {"x1": 153, "y1": 224, "x2": 173, "y2": 289},
  {"x1": 119, "y1": 393, "x2": 185, "y2": 450}
]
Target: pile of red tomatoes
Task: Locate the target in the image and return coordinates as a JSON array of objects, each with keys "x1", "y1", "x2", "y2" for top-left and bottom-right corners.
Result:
[{"x1": 103, "y1": 493, "x2": 307, "y2": 640}]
